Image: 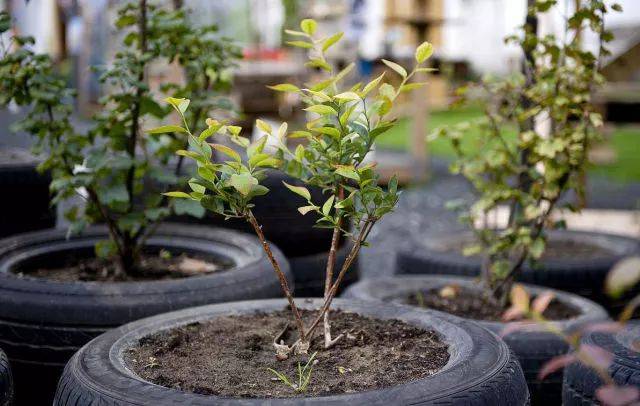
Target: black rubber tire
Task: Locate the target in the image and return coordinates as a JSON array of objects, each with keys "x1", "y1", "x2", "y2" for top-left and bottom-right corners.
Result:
[
  {"x1": 55, "y1": 297, "x2": 529, "y2": 405},
  {"x1": 0, "y1": 348, "x2": 13, "y2": 406},
  {"x1": 0, "y1": 147, "x2": 55, "y2": 238},
  {"x1": 292, "y1": 239, "x2": 359, "y2": 297},
  {"x1": 396, "y1": 230, "x2": 640, "y2": 315},
  {"x1": 343, "y1": 275, "x2": 610, "y2": 405},
  {"x1": 172, "y1": 169, "x2": 338, "y2": 257},
  {"x1": 0, "y1": 223, "x2": 292, "y2": 405},
  {"x1": 562, "y1": 321, "x2": 640, "y2": 405}
]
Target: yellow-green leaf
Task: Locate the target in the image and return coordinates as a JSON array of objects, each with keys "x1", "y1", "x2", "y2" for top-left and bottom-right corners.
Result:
[
  {"x1": 267, "y1": 83, "x2": 300, "y2": 92},
  {"x1": 322, "y1": 195, "x2": 335, "y2": 216},
  {"x1": 322, "y1": 32, "x2": 344, "y2": 51},
  {"x1": 361, "y1": 72, "x2": 385, "y2": 97},
  {"x1": 400, "y1": 82, "x2": 428, "y2": 92},
  {"x1": 146, "y1": 125, "x2": 187, "y2": 135},
  {"x1": 165, "y1": 97, "x2": 190, "y2": 115},
  {"x1": 210, "y1": 143, "x2": 241, "y2": 162},
  {"x1": 286, "y1": 40, "x2": 313, "y2": 49},
  {"x1": 163, "y1": 191, "x2": 191, "y2": 199},
  {"x1": 300, "y1": 19, "x2": 317, "y2": 35},
  {"x1": 382, "y1": 59, "x2": 407, "y2": 78},
  {"x1": 304, "y1": 104, "x2": 338, "y2": 116},
  {"x1": 334, "y1": 91, "x2": 360, "y2": 101},
  {"x1": 283, "y1": 181, "x2": 311, "y2": 200},
  {"x1": 256, "y1": 119, "x2": 272, "y2": 134},
  {"x1": 415, "y1": 41, "x2": 434, "y2": 63},
  {"x1": 298, "y1": 205, "x2": 318, "y2": 215},
  {"x1": 335, "y1": 165, "x2": 359, "y2": 181}
]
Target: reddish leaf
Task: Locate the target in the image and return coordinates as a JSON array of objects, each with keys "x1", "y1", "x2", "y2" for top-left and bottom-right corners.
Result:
[
  {"x1": 538, "y1": 354, "x2": 576, "y2": 380},
  {"x1": 510, "y1": 284, "x2": 530, "y2": 313},
  {"x1": 500, "y1": 321, "x2": 536, "y2": 337},
  {"x1": 581, "y1": 322, "x2": 624, "y2": 334},
  {"x1": 580, "y1": 344, "x2": 614, "y2": 370},
  {"x1": 596, "y1": 384, "x2": 640, "y2": 406},
  {"x1": 502, "y1": 306, "x2": 525, "y2": 322},
  {"x1": 532, "y1": 291, "x2": 555, "y2": 314}
]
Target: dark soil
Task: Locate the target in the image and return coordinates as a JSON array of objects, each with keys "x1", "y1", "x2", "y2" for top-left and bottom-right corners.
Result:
[
  {"x1": 407, "y1": 287, "x2": 581, "y2": 322},
  {"x1": 442, "y1": 237, "x2": 614, "y2": 260},
  {"x1": 125, "y1": 309, "x2": 450, "y2": 398},
  {"x1": 14, "y1": 253, "x2": 232, "y2": 282}
]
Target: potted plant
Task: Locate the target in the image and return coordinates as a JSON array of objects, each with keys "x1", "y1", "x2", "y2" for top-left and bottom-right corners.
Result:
[
  {"x1": 396, "y1": 0, "x2": 639, "y2": 315},
  {"x1": 54, "y1": 22, "x2": 529, "y2": 405},
  {"x1": 347, "y1": 1, "x2": 622, "y2": 403},
  {"x1": 0, "y1": 13, "x2": 58, "y2": 237},
  {"x1": 0, "y1": 3, "x2": 287, "y2": 404}
]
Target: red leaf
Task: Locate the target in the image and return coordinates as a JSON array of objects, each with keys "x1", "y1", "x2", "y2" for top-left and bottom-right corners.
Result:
[
  {"x1": 580, "y1": 344, "x2": 614, "y2": 370},
  {"x1": 596, "y1": 384, "x2": 640, "y2": 406},
  {"x1": 581, "y1": 322, "x2": 624, "y2": 334},
  {"x1": 532, "y1": 291, "x2": 555, "y2": 314},
  {"x1": 538, "y1": 354, "x2": 576, "y2": 380},
  {"x1": 500, "y1": 321, "x2": 536, "y2": 337}
]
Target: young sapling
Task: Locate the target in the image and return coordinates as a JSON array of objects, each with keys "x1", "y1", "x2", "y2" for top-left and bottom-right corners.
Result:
[{"x1": 163, "y1": 18, "x2": 435, "y2": 355}]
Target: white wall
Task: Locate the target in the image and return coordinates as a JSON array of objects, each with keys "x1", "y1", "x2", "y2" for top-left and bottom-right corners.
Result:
[{"x1": 442, "y1": 0, "x2": 640, "y2": 75}]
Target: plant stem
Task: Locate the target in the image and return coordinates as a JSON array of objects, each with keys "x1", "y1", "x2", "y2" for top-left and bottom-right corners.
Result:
[
  {"x1": 322, "y1": 186, "x2": 344, "y2": 348},
  {"x1": 246, "y1": 210, "x2": 308, "y2": 344},
  {"x1": 305, "y1": 219, "x2": 374, "y2": 340}
]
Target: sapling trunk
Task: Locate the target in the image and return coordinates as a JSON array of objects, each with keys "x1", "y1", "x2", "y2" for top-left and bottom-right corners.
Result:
[{"x1": 322, "y1": 186, "x2": 344, "y2": 349}]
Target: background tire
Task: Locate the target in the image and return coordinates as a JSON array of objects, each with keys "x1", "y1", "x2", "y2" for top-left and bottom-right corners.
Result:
[
  {"x1": 0, "y1": 348, "x2": 13, "y2": 406},
  {"x1": 55, "y1": 298, "x2": 529, "y2": 405},
  {"x1": 562, "y1": 321, "x2": 640, "y2": 405},
  {"x1": 396, "y1": 230, "x2": 640, "y2": 315},
  {"x1": 0, "y1": 224, "x2": 291, "y2": 405},
  {"x1": 0, "y1": 147, "x2": 55, "y2": 238},
  {"x1": 344, "y1": 275, "x2": 610, "y2": 405}
]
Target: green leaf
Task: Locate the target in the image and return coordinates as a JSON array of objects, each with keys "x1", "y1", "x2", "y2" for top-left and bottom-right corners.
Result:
[
  {"x1": 334, "y1": 91, "x2": 360, "y2": 101},
  {"x1": 210, "y1": 143, "x2": 241, "y2": 162},
  {"x1": 165, "y1": 97, "x2": 190, "y2": 115},
  {"x1": 322, "y1": 195, "x2": 335, "y2": 216},
  {"x1": 606, "y1": 256, "x2": 640, "y2": 298},
  {"x1": 322, "y1": 32, "x2": 344, "y2": 51},
  {"x1": 283, "y1": 181, "x2": 311, "y2": 201},
  {"x1": 298, "y1": 205, "x2": 318, "y2": 215},
  {"x1": 100, "y1": 184, "x2": 129, "y2": 205},
  {"x1": 256, "y1": 119, "x2": 272, "y2": 134},
  {"x1": 306, "y1": 58, "x2": 332, "y2": 71},
  {"x1": 163, "y1": 191, "x2": 192, "y2": 199},
  {"x1": 304, "y1": 105, "x2": 338, "y2": 116},
  {"x1": 313, "y1": 126, "x2": 341, "y2": 138},
  {"x1": 229, "y1": 173, "x2": 258, "y2": 196},
  {"x1": 247, "y1": 134, "x2": 268, "y2": 158},
  {"x1": 267, "y1": 83, "x2": 300, "y2": 92},
  {"x1": 146, "y1": 125, "x2": 187, "y2": 135},
  {"x1": 361, "y1": 72, "x2": 385, "y2": 97},
  {"x1": 285, "y1": 29, "x2": 308, "y2": 37},
  {"x1": 335, "y1": 165, "x2": 359, "y2": 181},
  {"x1": 382, "y1": 59, "x2": 407, "y2": 78},
  {"x1": 300, "y1": 19, "x2": 317, "y2": 35},
  {"x1": 173, "y1": 198, "x2": 206, "y2": 218},
  {"x1": 400, "y1": 82, "x2": 427, "y2": 92},
  {"x1": 415, "y1": 41, "x2": 434, "y2": 63},
  {"x1": 95, "y1": 240, "x2": 117, "y2": 259},
  {"x1": 286, "y1": 40, "x2": 313, "y2": 49}
]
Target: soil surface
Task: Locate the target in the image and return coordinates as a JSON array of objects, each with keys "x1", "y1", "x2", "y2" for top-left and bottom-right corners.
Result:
[
  {"x1": 407, "y1": 287, "x2": 580, "y2": 321},
  {"x1": 14, "y1": 253, "x2": 232, "y2": 282},
  {"x1": 441, "y1": 237, "x2": 614, "y2": 260},
  {"x1": 125, "y1": 309, "x2": 450, "y2": 398}
]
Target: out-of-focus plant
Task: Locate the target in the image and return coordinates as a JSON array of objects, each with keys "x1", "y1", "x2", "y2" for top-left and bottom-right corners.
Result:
[
  {"x1": 164, "y1": 18, "x2": 434, "y2": 355},
  {"x1": 502, "y1": 256, "x2": 640, "y2": 406},
  {"x1": 432, "y1": 0, "x2": 620, "y2": 305},
  {"x1": 0, "y1": 2, "x2": 239, "y2": 277}
]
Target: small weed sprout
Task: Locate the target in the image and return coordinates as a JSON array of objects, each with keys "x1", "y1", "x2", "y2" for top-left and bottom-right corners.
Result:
[{"x1": 267, "y1": 352, "x2": 318, "y2": 393}]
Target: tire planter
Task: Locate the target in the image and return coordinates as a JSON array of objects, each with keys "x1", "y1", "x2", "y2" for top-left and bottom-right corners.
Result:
[
  {"x1": 344, "y1": 275, "x2": 610, "y2": 405},
  {"x1": 396, "y1": 230, "x2": 640, "y2": 314},
  {"x1": 173, "y1": 169, "x2": 358, "y2": 296},
  {"x1": 563, "y1": 321, "x2": 640, "y2": 405},
  {"x1": 55, "y1": 298, "x2": 529, "y2": 405},
  {"x1": 0, "y1": 223, "x2": 291, "y2": 405},
  {"x1": 0, "y1": 147, "x2": 55, "y2": 238},
  {"x1": 0, "y1": 348, "x2": 13, "y2": 406}
]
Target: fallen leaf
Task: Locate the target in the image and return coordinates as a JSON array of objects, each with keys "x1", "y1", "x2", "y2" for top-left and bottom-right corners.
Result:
[
  {"x1": 174, "y1": 258, "x2": 219, "y2": 274},
  {"x1": 596, "y1": 385, "x2": 640, "y2": 406},
  {"x1": 538, "y1": 354, "x2": 576, "y2": 380},
  {"x1": 532, "y1": 291, "x2": 555, "y2": 314}
]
